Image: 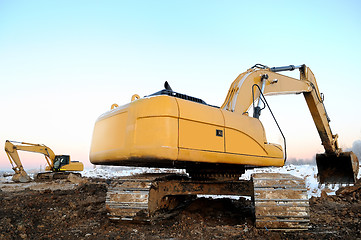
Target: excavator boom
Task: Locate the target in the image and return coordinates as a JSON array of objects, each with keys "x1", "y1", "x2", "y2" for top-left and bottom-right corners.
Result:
[
  {"x1": 5, "y1": 141, "x2": 32, "y2": 183},
  {"x1": 299, "y1": 66, "x2": 359, "y2": 183},
  {"x1": 222, "y1": 64, "x2": 358, "y2": 183}
]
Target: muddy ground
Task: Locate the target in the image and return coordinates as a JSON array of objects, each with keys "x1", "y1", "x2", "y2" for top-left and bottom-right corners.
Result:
[{"x1": 1, "y1": 176, "x2": 361, "y2": 240}]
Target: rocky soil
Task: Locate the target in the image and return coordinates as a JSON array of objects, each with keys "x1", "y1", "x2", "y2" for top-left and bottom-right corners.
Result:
[{"x1": 1, "y1": 176, "x2": 361, "y2": 239}]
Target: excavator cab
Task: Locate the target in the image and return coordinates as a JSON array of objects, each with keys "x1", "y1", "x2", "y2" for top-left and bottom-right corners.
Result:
[
  {"x1": 53, "y1": 155, "x2": 70, "y2": 171},
  {"x1": 51, "y1": 155, "x2": 83, "y2": 172}
]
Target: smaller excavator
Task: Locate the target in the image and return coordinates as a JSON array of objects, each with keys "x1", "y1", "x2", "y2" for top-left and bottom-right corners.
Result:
[{"x1": 5, "y1": 140, "x2": 84, "y2": 183}]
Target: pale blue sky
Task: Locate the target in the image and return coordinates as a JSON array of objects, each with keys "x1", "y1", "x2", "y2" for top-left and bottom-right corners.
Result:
[{"x1": 1, "y1": 0, "x2": 361, "y2": 169}]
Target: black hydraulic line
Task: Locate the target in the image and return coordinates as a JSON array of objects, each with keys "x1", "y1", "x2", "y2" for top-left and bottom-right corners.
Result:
[
  {"x1": 251, "y1": 64, "x2": 269, "y2": 69},
  {"x1": 252, "y1": 83, "x2": 266, "y2": 119},
  {"x1": 252, "y1": 84, "x2": 287, "y2": 162}
]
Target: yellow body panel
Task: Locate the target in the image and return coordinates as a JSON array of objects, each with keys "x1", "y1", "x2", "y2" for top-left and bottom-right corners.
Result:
[
  {"x1": 134, "y1": 116, "x2": 178, "y2": 159},
  {"x1": 90, "y1": 96, "x2": 179, "y2": 165},
  {"x1": 92, "y1": 111, "x2": 129, "y2": 154},
  {"x1": 44, "y1": 162, "x2": 84, "y2": 171},
  {"x1": 178, "y1": 99, "x2": 224, "y2": 152},
  {"x1": 222, "y1": 110, "x2": 268, "y2": 156},
  {"x1": 59, "y1": 162, "x2": 84, "y2": 171},
  {"x1": 90, "y1": 95, "x2": 284, "y2": 168}
]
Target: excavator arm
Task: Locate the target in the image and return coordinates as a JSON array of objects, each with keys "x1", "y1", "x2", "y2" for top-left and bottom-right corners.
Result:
[
  {"x1": 4, "y1": 141, "x2": 53, "y2": 182},
  {"x1": 5, "y1": 140, "x2": 57, "y2": 182},
  {"x1": 5, "y1": 141, "x2": 31, "y2": 182},
  {"x1": 222, "y1": 64, "x2": 359, "y2": 183},
  {"x1": 5, "y1": 139, "x2": 56, "y2": 164}
]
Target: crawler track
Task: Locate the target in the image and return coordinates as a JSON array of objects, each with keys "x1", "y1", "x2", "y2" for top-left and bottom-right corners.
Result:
[
  {"x1": 35, "y1": 172, "x2": 82, "y2": 181},
  {"x1": 106, "y1": 172, "x2": 310, "y2": 231},
  {"x1": 252, "y1": 173, "x2": 310, "y2": 231},
  {"x1": 106, "y1": 174, "x2": 172, "y2": 221}
]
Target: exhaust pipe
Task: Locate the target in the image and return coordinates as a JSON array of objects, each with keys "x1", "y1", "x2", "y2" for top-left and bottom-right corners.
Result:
[{"x1": 316, "y1": 151, "x2": 359, "y2": 184}]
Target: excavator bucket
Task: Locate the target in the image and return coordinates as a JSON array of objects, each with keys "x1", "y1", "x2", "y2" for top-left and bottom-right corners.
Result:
[
  {"x1": 12, "y1": 171, "x2": 32, "y2": 183},
  {"x1": 316, "y1": 151, "x2": 359, "y2": 184}
]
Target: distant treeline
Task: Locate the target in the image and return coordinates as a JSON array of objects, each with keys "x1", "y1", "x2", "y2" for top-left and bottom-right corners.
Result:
[
  {"x1": 286, "y1": 158, "x2": 316, "y2": 165},
  {"x1": 286, "y1": 139, "x2": 361, "y2": 165}
]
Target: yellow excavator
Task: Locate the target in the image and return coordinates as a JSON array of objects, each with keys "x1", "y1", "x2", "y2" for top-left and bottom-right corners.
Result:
[
  {"x1": 89, "y1": 64, "x2": 359, "y2": 230},
  {"x1": 5, "y1": 140, "x2": 84, "y2": 183}
]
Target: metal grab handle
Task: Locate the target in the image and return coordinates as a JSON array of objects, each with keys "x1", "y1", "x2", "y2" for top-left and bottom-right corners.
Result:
[
  {"x1": 111, "y1": 104, "x2": 119, "y2": 110},
  {"x1": 131, "y1": 94, "x2": 140, "y2": 101}
]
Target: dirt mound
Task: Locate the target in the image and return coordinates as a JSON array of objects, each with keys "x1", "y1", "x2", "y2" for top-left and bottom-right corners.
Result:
[
  {"x1": 309, "y1": 180, "x2": 361, "y2": 238},
  {"x1": 335, "y1": 178, "x2": 361, "y2": 200},
  {"x1": 0, "y1": 183, "x2": 107, "y2": 240},
  {"x1": 1, "y1": 178, "x2": 361, "y2": 239}
]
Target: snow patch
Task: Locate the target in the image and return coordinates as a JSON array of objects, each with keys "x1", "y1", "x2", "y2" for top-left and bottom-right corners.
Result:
[
  {"x1": 82, "y1": 166, "x2": 185, "y2": 179},
  {"x1": 2, "y1": 164, "x2": 360, "y2": 199},
  {"x1": 84, "y1": 164, "x2": 361, "y2": 198}
]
